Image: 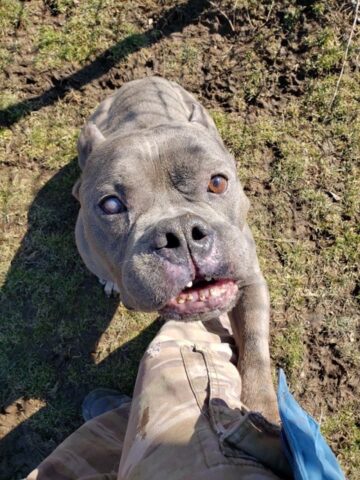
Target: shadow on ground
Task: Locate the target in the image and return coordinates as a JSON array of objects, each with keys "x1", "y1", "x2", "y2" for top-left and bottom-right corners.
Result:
[
  {"x1": 0, "y1": 0, "x2": 210, "y2": 129},
  {"x1": 0, "y1": 160, "x2": 161, "y2": 479}
]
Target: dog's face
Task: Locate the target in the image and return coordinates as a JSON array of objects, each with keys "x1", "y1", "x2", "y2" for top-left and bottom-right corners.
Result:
[{"x1": 75, "y1": 122, "x2": 255, "y2": 321}]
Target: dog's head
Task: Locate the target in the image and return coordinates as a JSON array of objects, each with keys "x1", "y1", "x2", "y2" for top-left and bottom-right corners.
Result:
[{"x1": 73, "y1": 113, "x2": 256, "y2": 321}]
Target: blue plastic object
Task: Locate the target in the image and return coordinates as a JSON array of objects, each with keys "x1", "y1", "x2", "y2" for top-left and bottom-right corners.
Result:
[{"x1": 277, "y1": 369, "x2": 345, "y2": 480}]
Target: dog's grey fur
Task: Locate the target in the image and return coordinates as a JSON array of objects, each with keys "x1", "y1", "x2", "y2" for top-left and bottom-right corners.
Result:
[{"x1": 73, "y1": 77, "x2": 278, "y2": 421}]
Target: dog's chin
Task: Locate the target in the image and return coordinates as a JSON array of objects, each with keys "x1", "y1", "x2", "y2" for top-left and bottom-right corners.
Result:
[{"x1": 159, "y1": 279, "x2": 239, "y2": 322}]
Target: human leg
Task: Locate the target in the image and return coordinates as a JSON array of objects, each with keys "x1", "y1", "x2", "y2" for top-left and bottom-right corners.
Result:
[
  {"x1": 117, "y1": 316, "x2": 291, "y2": 480},
  {"x1": 26, "y1": 399, "x2": 131, "y2": 480}
]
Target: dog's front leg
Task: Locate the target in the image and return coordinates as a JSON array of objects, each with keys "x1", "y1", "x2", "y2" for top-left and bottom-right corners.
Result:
[{"x1": 229, "y1": 279, "x2": 279, "y2": 423}]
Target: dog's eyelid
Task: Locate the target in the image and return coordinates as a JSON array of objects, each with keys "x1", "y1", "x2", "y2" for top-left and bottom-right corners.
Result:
[
  {"x1": 211, "y1": 172, "x2": 228, "y2": 180},
  {"x1": 99, "y1": 193, "x2": 124, "y2": 202}
]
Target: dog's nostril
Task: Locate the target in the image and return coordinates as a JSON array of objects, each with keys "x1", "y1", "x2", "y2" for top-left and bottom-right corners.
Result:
[
  {"x1": 165, "y1": 232, "x2": 181, "y2": 249},
  {"x1": 192, "y1": 226, "x2": 206, "y2": 241}
]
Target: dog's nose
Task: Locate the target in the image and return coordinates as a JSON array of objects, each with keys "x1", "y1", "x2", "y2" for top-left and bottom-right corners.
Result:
[
  {"x1": 153, "y1": 214, "x2": 214, "y2": 262},
  {"x1": 185, "y1": 216, "x2": 214, "y2": 255}
]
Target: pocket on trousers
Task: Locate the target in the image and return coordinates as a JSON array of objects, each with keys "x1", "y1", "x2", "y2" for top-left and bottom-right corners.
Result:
[
  {"x1": 181, "y1": 344, "x2": 292, "y2": 478},
  {"x1": 220, "y1": 411, "x2": 292, "y2": 479}
]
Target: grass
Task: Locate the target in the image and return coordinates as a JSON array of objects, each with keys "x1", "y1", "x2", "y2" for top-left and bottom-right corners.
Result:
[
  {"x1": 0, "y1": 0, "x2": 359, "y2": 478},
  {"x1": 322, "y1": 404, "x2": 360, "y2": 474},
  {"x1": 34, "y1": 0, "x2": 138, "y2": 67}
]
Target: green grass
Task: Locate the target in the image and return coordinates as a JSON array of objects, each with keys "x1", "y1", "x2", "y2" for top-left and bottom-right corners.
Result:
[
  {"x1": 322, "y1": 404, "x2": 360, "y2": 475},
  {"x1": 35, "y1": 0, "x2": 133, "y2": 67}
]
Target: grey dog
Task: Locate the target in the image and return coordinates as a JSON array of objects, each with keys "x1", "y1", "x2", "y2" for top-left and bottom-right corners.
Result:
[{"x1": 72, "y1": 77, "x2": 278, "y2": 422}]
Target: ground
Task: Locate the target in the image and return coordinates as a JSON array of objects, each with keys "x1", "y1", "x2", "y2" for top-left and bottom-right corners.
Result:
[{"x1": 0, "y1": 0, "x2": 359, "y2": 478}]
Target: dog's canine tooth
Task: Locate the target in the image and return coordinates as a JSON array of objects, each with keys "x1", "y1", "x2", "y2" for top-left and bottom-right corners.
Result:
[
  {"x1": 186, "y1": 281, "x2": 193, "y2": 288},
  {"x1": 205, "y1": 276, "x2": 212, "y2": 282}
]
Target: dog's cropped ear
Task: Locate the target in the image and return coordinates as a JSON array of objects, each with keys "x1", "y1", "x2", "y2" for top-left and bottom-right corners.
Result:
[
  {"x1": 72, "y1": 177, "x2": 81, "y2": 202},
  {"x1": 77, "y1": 122, "x2": 105, "y2": 170},
  {"x1": 189, "y1": 104, "x2": 223, "y2": 142},
  {"x1": 189, "y1": 104, "x2": 211, "y2": 128}
]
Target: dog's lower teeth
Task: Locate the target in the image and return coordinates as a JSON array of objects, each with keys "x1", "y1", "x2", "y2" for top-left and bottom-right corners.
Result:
[
  {"x1": 173, "y1": 282, "x2": 229, "y2": 307},
  {"x1": 210, "y1": 288, "x2": 221, "y2": 298}
]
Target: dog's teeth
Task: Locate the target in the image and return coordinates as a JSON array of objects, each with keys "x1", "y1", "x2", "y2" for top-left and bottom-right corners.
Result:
[
  {"x1": 186, "y1": 294, "x2": 194, "y2": 301},
  {"x1": 186, "y1": 281, "x2": 193, "y2": 288},
  {"x1": 205, "y1": 276, "x2": 212, "y2": 282},
  {"x1": 210, "y1": 288, "x2": 221, "y2": 298},
  {"x1": 199, "y1": 291, "x2": 207, "y2": 301},
  {"x1": 177, "y1": 297, "x2": 185, "y2": 304}
]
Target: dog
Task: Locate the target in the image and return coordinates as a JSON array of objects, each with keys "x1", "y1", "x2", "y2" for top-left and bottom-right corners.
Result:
[{"x1": 72, "y1": 77, "x2": 278, "y2": 422}]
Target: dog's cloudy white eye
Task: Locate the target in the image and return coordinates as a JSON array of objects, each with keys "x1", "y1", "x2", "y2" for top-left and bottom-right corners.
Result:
[
  {"x1": 208, "y1": 175, "x2": 228, "y2": 194},
  {"x1": 99, "y1": 196, "x2": 126, "y2": 215}
]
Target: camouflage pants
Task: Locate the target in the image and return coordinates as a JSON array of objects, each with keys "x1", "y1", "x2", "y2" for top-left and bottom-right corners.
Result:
[{"x1": 27, "y1": 316, "x2": 291, "y2": 480}]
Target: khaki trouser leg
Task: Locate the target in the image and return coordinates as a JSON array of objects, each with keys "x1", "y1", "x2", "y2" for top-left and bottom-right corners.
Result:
[
  {"x1": 27, "y1": 316, "x2": 291, "y2": 480},
  {"x1": 118, "y1": 316, "x2": 289, "y2": 480},
  {"x1": 26, "y1": 402, "x2": 130, "y2": 480}
]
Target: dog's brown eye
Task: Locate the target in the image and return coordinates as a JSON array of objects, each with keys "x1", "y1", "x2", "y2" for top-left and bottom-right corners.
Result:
[
  {"x1": 208, "y1": 175, "x2": 228, "y2": 194},
  {"x1": 99, "y1": 196, "x2": 126, "y2": 215}
]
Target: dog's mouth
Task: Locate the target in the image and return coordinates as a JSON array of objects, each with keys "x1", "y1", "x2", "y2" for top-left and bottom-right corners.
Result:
[{"x1": 161, "y1": 276, "x2": 238, "y2": 318}]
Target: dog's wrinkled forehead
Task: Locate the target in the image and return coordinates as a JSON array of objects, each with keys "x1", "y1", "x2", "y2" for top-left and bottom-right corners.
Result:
[{"x1": 84, "y1": 125, "x2": 237, "y2": 199}]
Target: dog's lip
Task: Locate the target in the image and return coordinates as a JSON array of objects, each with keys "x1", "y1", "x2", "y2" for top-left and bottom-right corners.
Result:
[{"x1": 161, "y1": 278, "x2": 238, "y2": 317}]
